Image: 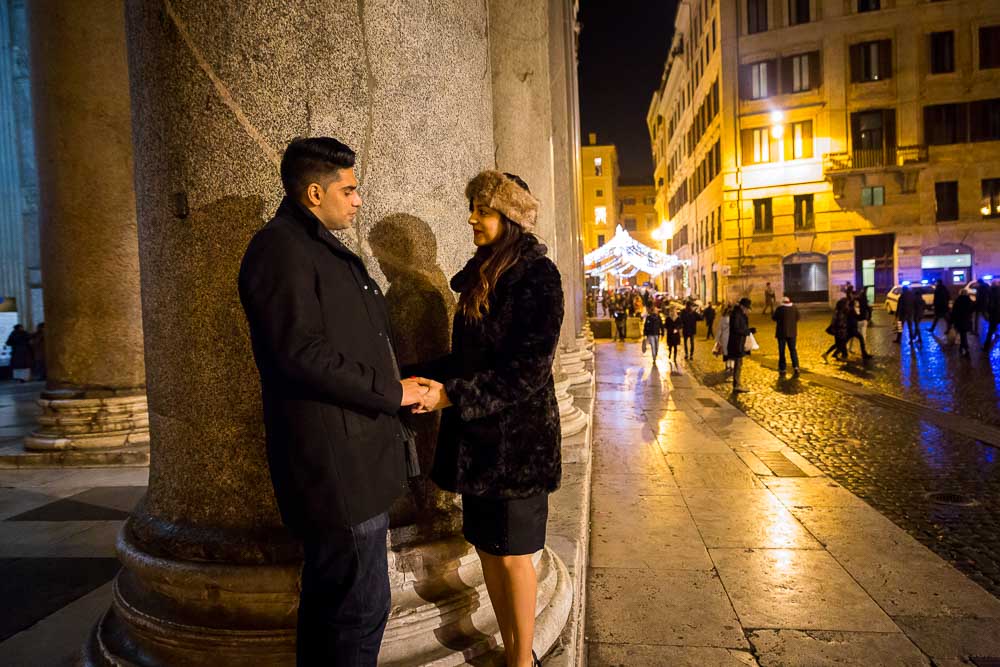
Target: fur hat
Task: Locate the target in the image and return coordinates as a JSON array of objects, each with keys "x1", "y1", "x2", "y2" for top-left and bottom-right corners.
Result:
[{"x1": 465, "y1": 170, "x2": 540, "y2": 231}]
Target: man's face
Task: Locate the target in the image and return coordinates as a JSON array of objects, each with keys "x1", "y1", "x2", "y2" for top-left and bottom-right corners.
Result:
[{"x1": 304, "y1": 168, "x2": 362, "y2": 230}]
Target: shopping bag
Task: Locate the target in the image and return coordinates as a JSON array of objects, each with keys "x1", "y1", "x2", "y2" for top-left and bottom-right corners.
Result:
[{"x1": 744, "y1": 332, "x2": 760, "y2": 352}]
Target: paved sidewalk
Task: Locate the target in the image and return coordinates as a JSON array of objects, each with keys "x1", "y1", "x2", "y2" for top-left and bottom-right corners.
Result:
[{"x1": 585, "y1": 342, "x2": 1000, "y2": 666}]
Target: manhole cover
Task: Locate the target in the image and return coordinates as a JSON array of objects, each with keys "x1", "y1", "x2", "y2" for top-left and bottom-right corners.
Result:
[{"x1": 926, "y1": 492, "x2": 979, "y2": 507}]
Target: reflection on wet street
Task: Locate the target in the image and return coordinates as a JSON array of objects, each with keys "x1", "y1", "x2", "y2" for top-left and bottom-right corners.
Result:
[{"x1": 681, "y1": 308, "x2": 1000, "y2": 596}]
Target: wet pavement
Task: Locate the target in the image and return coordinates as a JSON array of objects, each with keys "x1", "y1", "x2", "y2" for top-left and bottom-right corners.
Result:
[
  {"x1": 585, "y1": 343, "x2": 1000, "y2": 666},
  {"x1": 669, "y1": 307, "x2": 1000, "y2": 598}
]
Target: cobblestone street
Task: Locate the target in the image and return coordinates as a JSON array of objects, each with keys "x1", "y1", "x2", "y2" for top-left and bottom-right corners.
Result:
[{"x1": 667, "y1": 307, "x2": 1000, "y2": 597}]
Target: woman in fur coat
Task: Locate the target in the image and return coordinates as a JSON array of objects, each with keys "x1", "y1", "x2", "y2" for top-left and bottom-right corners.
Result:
[{"x1": 412, "y1": 170, "x2": 564, "y2": 667}]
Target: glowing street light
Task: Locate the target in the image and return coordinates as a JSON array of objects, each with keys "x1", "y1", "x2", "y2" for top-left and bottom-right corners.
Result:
[{"x1": 770, "y1": 109, "x2": 785, "y2": 139}]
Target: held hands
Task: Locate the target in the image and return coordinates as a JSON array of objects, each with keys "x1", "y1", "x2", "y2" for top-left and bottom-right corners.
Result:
[{"x1": 400, "y1": 377, "x2": 452, "y2": 414}]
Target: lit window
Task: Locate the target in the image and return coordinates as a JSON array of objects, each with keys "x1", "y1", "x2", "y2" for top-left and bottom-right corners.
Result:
[
  {"x1": 595, "y1": 206, "x2": 608, "y2": 224},
  {"x1": 594, "y1": 157, "x2": 603, "y2": 176},
  {"x1": 754, "y1": 128, "x2": 770, "y2": 162},
  {"x1": 751, "y1": 62, "x2": 769, "y2": 99}
]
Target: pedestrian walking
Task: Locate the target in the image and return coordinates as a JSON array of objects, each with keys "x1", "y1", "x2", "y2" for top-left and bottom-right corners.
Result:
[
  {"x1": 772, "y1": 296, "x2": 800, "y2": 376},
  {"x1": 714, "y1": 304, "x2": 733, "y2": 374},
  {"x1": 613, "y1": 304, "x2": 627, "y2": 341},
  {"x1": 822, "y1": 299, "x2": 849, "y2": 362},
  {"x1": 856, "y1": 289, "x2": 872, "y2": 347},
  {"x1": 929, "y1": 279, "x2": 950, "y2": 333},
  {"x1": 985, "y1": 279, "x2": 1000, "y2": 350},
  {"x1": 5, "y1": 324, "x2": 32, "y2": 382},
  {"x1": 729, "y1": 298, "x2": 755, "y2": 393},
  {"x1": 680, "y1": 301, "x2": 701, "y2": 360},
  {"x1": 703, "y1": 302, "x2": 716, "y2": 339},
  {"x1": 951, "y1": 288, "x2": 974, "y2": 357},
  {"x1": 845, "y1": 298, "x2": 874, "y2": 360},
  {"x1": 762, "y1": 282, "x2": 776, "y2": 315},
  {"x1": 895, "y1": 284, "x2": 922, "y2": 347},
  {"x1": 30, "y1": 323, "x2": 46, "y2": 381},
  {"x1": 664, "y1": 307, "x2": 681, "y2": 367},
  {"x1": 642, "y1": 305, "x2": 663, "y2": 362},
  {"x1": 975, "y1": 277, "x2": 991, "y2": 335}
]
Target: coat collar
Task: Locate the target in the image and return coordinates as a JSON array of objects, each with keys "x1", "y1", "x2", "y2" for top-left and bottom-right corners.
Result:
[
  {"x1": 276, "y1": 196, "x2": 361, "y2": 263},
  {"x1": 450, "y1": 233, "x2": 547, "y2": 292}
]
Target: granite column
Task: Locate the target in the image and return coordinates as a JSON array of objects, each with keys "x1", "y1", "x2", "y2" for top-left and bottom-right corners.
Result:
[
  {"x1": 25, "y1": 0, "x2": 148, "y2": 455},
  {"x1": 84, "y1": 1, "x2": 570, "y2": 663}
]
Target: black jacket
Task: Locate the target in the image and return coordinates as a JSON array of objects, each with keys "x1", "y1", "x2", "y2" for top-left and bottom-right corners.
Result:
[
  {"x1": 952, "y1": 294, "x2": 974, "y2": 333},
  {"x1": 422, "y1": 235, "x2": 564, "y2": 499},
  {"x1": 772, "y1": 303, "x2": 799, "y2": 339},
  {"x1": 933, "y1": 284, "x2": 950, "y2": 315},
  {"x1": 680, "y1": 308, "x2": 702, "y2": 336},
  {"x1": 643, "y1": 313, "x2": 664, "y2": 336},
  {"x1": 991, "y1": 285, "x2": 1000, "y2": 324},
  {"x1": 728, "y1": 307, "x2": 752, "y2": 358},
  {"x1": 5, "y1": 330, "x2": 32, "y2": 369},
  {"x1": 238, "y1": 198, "x2": 407, "y2": 535}
]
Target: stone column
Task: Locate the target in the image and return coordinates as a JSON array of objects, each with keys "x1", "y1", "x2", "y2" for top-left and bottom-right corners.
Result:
[
  {"x1": 25, "y1": 0, "x2": 148, "y2": 454},
  {"x1": 84, "y1": 2, "x2": 570, "y2": 664},
  {"x1": 0, "y1": 0, "x2": 26, "y2": 327}
]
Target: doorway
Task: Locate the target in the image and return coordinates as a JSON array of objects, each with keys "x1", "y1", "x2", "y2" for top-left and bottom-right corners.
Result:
[{"x1": 855, "y1": 233, "x2": 895, "y2": 303}]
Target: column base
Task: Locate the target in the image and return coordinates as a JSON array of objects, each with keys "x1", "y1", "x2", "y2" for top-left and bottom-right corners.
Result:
[
  {"x1": 559, "y1": 351, "x2": 592, "y2": 388},
  {"x1": 25, "y1": 388, "x2": 149, "y2": 452},
  {"x1": 83, "y1": 523, "x2": 572, "y2": 666},
  {"x1": 555, "y1": 376, "x2": 588, "y2": 438}
]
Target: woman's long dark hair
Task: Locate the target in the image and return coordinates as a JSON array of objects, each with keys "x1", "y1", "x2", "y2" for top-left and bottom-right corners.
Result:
[
  {"x1": 458, "y1": 173, "x2": 533, "y2": 324},
  {"x1": 458, "y1": 216, "x2": 526, "y2": 323}
]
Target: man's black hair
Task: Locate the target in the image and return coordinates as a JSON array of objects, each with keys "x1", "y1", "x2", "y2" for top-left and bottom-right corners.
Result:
[{"x1": 280, "y1": 137, "x2": 356, "y2": 199}]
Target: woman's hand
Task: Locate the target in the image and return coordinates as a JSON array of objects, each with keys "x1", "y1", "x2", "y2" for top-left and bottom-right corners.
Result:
[{"x1": 411, "y1": 379, "x2": 452, "y2": 413}]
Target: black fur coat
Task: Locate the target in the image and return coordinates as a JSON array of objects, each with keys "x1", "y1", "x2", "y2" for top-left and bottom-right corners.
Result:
[{"x1": 425, "y1": 234, "x2": 564, "y2": 499}]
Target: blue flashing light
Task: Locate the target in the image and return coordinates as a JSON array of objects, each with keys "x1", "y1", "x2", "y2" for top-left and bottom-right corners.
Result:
[
  {"x1": 901, "y1": 280, "x2": 912, "y2": 286},
  {"x1": 985, "y1": 274, "x2": 995, "y2": 280},
  {"x1": 920, "y1": 279, "x2": 929, "y2": 285}
]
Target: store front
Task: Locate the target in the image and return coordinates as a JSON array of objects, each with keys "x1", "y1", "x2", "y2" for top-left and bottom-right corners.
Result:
[{"x1": 921, "y1": 243, "x2": 974, "y2": 294}]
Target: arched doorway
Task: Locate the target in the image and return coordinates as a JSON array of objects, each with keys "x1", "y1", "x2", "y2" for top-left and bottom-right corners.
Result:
[{"x1": 783, "y1": 252, "x2": 829, "y2": 303}]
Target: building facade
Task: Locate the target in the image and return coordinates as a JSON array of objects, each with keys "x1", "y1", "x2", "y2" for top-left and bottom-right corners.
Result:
[
  {"x1": 648, "y1": 0, "x2": 1000, "y2": 306},
  {"x1": 581, "y1": 136, "x2": 620, "y2": 253}
]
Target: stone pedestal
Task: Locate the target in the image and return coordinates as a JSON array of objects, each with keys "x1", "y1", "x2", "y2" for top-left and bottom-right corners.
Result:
[
  {"x1": 82, "y1": 1, "x2": 572, "y2": 664},
  {"x1": 553, "y1": 352, "x2": 587, "y2": 438},
  {"x1": 26, "y1": 0, "x2": 147, "y2": 455}
]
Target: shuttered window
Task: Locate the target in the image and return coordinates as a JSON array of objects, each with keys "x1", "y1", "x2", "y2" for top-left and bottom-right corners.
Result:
[{"x1": 741, "y1": 60, "x2": 777, "y2": 100}]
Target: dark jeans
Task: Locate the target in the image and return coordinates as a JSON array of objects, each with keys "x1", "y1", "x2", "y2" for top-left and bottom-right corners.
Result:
[
  {"x1": 930, "y1": 313, "x2": 949, "y2": 332},
  {"x1": 298, "y1": 511, "x2": 390, "y2": 667},
  {"x1": 732, "y1": 355, "x2": 744, "y2": 389},
  {"x1": 845, "y1": 331, "x2": 869, "y2": 356},
  {"x1": 615, "y1": 319, "x2": 626, "y2": 340},
  {"x1": 777, "y1": 337, "x2": 799, "y2": 371},
  {"x1": 683, "y1": 335, "x2": 695, "y2": 358},
  {"x1": 705, "y1": 320, "x2": 714, "y2": 338}
]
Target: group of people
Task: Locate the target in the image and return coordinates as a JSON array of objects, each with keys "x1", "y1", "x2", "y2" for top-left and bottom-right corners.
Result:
[
  {"x1": 919, "y1": 277, "x2": 1000, "y2": 357},
  {"x1": 3, "y1": 322, "x2": 45, "y2": 382},
  {"x1": 822, "y1": 285, "x2": 874, "y2": 362},
  {"x1": 238, "y1": 138, "x2": 561, "y2": 666},
  {"x1": 640, "y1": 300, "x2": 714, "y2": 366}
]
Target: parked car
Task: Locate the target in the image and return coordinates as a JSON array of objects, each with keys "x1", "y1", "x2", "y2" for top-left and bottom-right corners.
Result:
[{"x1": 884, "y1": 284, "x2": 934, "y2": 316}]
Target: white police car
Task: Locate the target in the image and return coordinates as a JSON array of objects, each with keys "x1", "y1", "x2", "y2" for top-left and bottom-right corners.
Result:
[{"x1": 884, "y1": 282, "x2": 935, "y2": 315}]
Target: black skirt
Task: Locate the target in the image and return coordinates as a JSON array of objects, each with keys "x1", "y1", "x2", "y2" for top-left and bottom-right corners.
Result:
[{"x1": 462, "y1": 493, "x2": 549, "y2": 556}]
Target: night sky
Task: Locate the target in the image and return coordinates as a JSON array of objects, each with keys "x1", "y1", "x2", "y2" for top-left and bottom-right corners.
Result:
[{"x1": 578, "y1": 0, "x2": 677, "y2": 185}]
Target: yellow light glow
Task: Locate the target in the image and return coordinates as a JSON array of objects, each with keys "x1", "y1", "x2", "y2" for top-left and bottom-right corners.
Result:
[
  {"x1": 983, "y1": 205, "x2": 992, "y2": 216},
  {"x1": 770, "y1": 110, "x2": 784, "y2": 123},
  {"x1": 595, "y1": 206, "x2": 607, "y2": 224},
  {"x1": 771, "y1": 124, "x2": 785, "y2": 139},
  {"x1": 651, "y1": 220, "x2": 674, "y2": 241}
]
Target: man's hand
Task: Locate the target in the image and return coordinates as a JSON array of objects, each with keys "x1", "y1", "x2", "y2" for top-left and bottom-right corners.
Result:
[
  {"x1": 400, "y1": 378, "x2": 430, "y2": 407},
  {"x1": 411, "y1": 379, "x2": 452, "y2": 414}
]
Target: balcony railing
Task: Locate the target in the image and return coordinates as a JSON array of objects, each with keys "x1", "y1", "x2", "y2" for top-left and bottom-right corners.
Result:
[{"x1": 823, "y1": 145, "x2": 928, "y2": 173}]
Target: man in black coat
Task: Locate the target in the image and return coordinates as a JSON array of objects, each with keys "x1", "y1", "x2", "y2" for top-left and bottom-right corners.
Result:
[
  {"x1": 929, "y1": 279, "x2": 950, "y2": 333},
  {"x1": 728, "y1": 297, "x2": 756, "y2": 393},
  {"x1": 897, "y1": 285, "x2": 922, "y2": 347},
  {"x1": 238, "y1": 137, "x2": 427, "y2": 666},
  {"x1": 976, "y1": 277, "x2": 992, "y2": 335},
  {"x1": 679, "y1": 301, "x2": 702, "y2": 359},
  {"x1": 772, "y1": 296, "x2": 800, "y2": 375}
]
